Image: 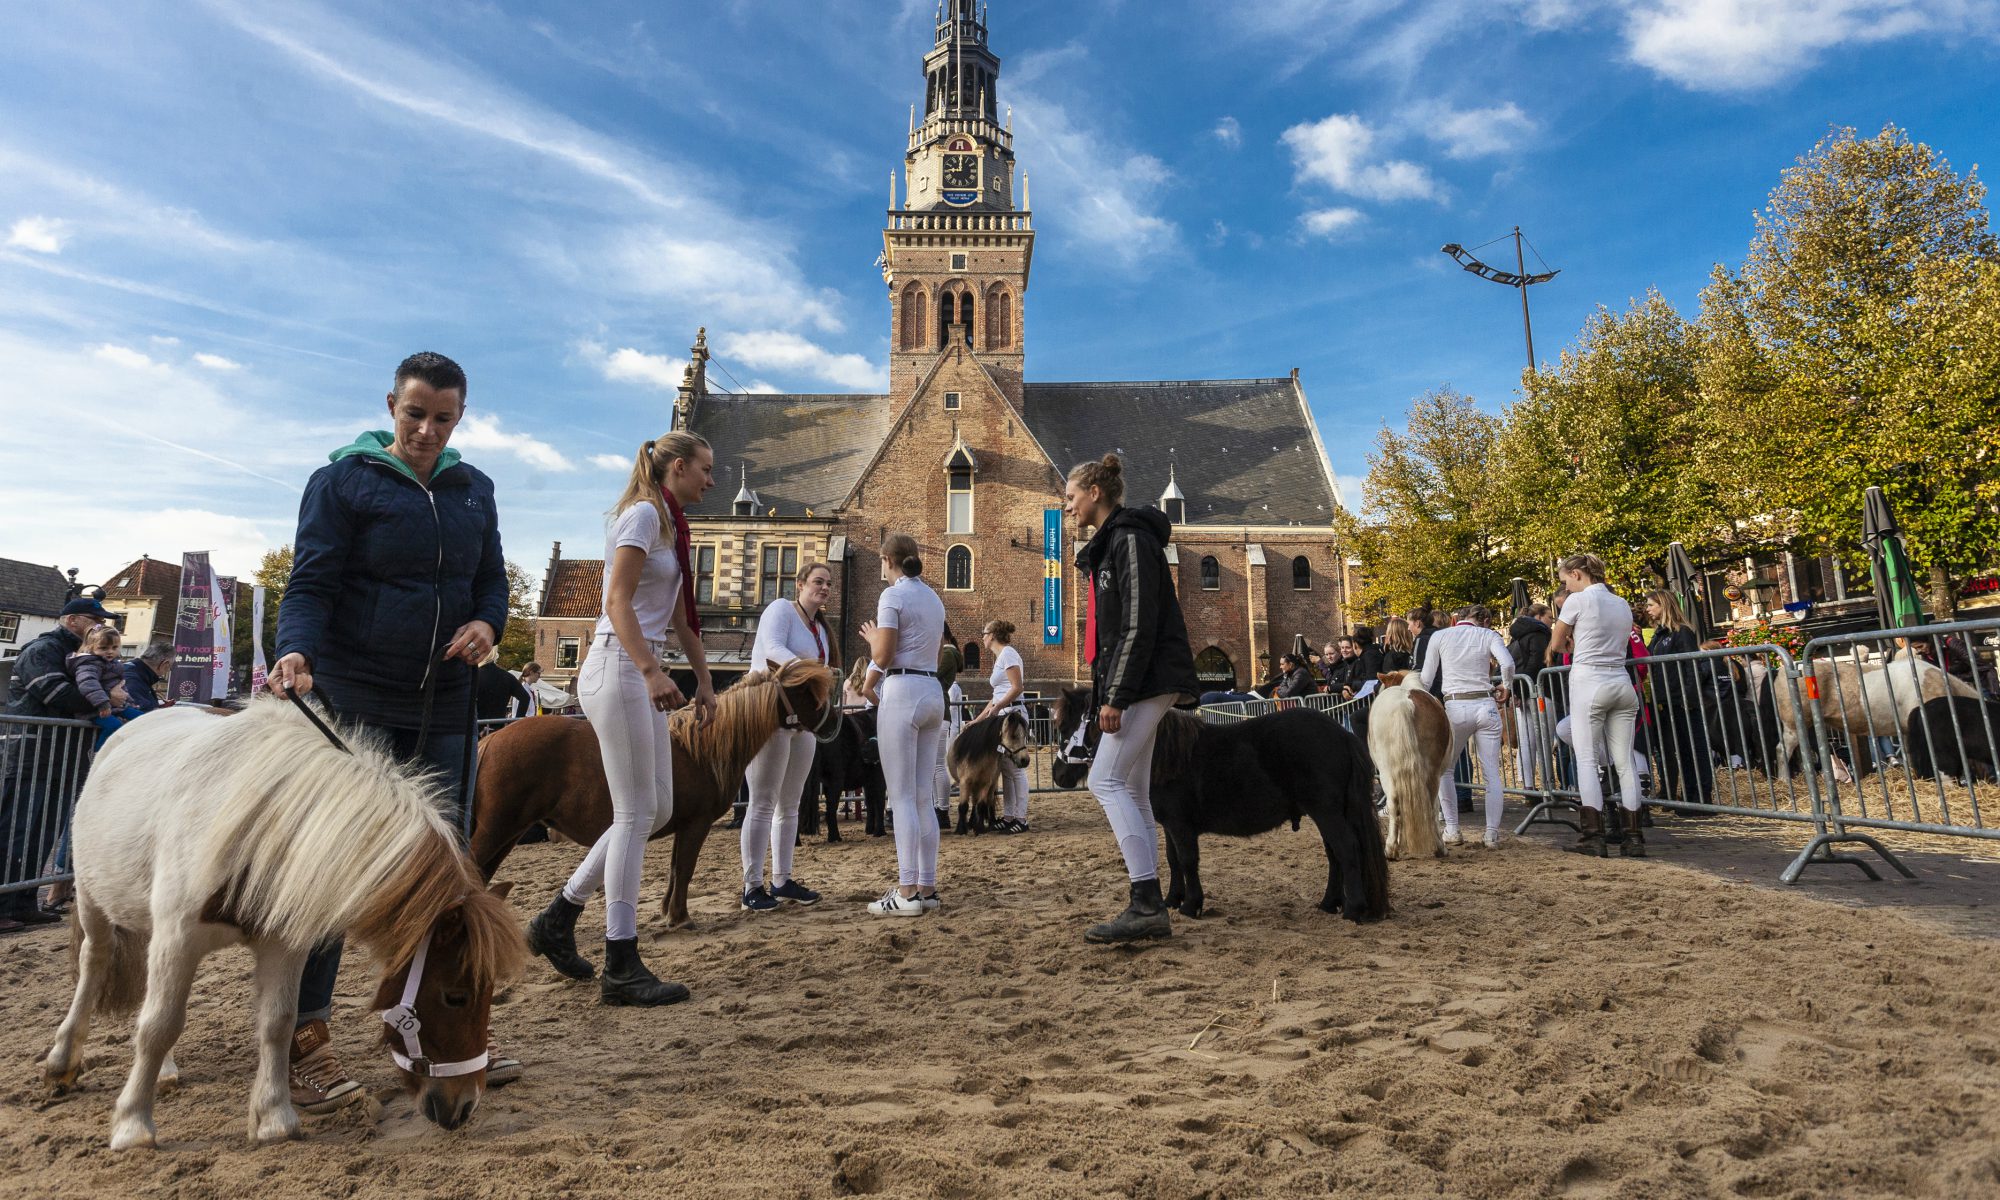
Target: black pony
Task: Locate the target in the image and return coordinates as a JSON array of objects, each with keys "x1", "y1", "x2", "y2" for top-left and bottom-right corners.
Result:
[
  {"x1": 1052, "y1": 688, "x2": 1389, "y2": 922},
  {"x1": 1903, "y1": 695, "x2": 2000, "y2": 783},
  {"x1": 799, "y1": 709, "x2": 887, "y2": 842}
]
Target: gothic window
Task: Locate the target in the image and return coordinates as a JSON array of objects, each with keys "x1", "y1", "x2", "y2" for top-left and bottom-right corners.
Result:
[
  {"x1": 957, "y1": 291, "x2": 975, "y2": 346},
  {"x1": 962, "y1": 640, "x2": 980, "y2": 670},
  {"x1": 986, "y1": 287, "x2": 1011, "y2": 349},
  {"x1": 938, "y1": 289, "x2": 974, "y2": 348},
  {"x1": 1292, "y1": 556, "x2": 1312, "y2": 591},
  {"x1": 900, "y1": 285, "x2": 927, "y2": 351},
  {"x1": 1201, "y1": 556, "x2": 1221, "y2": 591},
  {"x1": 946, "y1": 545, "x2": 974, "y2": 591}
]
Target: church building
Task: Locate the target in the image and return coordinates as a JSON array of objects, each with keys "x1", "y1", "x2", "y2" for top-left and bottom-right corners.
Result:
[{"x1": 535, "y1": 1, "x2": 1350, "y2": 698}]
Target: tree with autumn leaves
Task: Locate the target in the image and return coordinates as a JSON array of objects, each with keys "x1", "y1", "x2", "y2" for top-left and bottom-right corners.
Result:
[{"x1": 1343, "y1": 125, "x2": 2000, "y2": 620}]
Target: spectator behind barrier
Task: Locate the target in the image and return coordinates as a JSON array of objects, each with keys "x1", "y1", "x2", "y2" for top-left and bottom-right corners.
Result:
[{"x1": 121, "y1": 644, "x2": 174, "y2": 715}]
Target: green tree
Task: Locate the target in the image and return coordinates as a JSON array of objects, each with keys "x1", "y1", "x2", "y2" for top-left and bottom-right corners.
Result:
[
  {"x1": 495, "y1": 561, "x2": 538, "y2": 670},
  {"x1": 1334, "y1": 387, "x2": 1535, "y2": 615},
  {"x1": 1699, "y1": 125, "x2": 2000, "y2": 615}
]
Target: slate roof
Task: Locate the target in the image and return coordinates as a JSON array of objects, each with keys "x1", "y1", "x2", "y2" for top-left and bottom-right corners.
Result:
[
  {"x1": 685, "y1": 394, "x2": 895, "y2": 518},
  {"x1": 101, "y1": 556, "x2": 182, "y2": 602},
  {"x1": 1022, "y1": 379, "x2": 1341, "y2": 526},
  {"x1": 540, "y1": 558, "x2": 604, "y2": 619},
  {"x1": 0, "y1": 558, "x2": 69, "y2": 618}
]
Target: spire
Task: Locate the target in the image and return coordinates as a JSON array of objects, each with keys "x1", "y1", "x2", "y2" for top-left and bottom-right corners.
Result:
[
  {"x1": 733, "y1": 465, "x2": 759, "y2": 517},
  {"x1": 1160, "y1": 462, "x2": 1186, "y2": 525}
]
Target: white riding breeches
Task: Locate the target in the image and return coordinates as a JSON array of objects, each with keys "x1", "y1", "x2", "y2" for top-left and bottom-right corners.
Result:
[
  {"x1": 879, "y1": 674, "x2": 945, "y2": 887},
  {"x1": 742, "y1": 726, "x2": 815, "y2": 891},
  {"x1": 1087, "y1": 693, "x2": 1177, "y2": 882},
  {"x1": 562, "y1": 643, "x2": 673, "y2": 942},
  {"x1": 1568, "y1": 667, "x2": 1642, "y2": 812},
  {"x1": 1438, "y1": 698, "x2": 1505, "y2": 835}
]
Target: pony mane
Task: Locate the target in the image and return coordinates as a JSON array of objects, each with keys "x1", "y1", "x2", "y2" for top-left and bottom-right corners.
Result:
[
  {"x1": 670, "y1": 658, "x2": 834, "y2": 791},
  {"x1": 1151, "y1": 709, "x2": 1206, "y2": 787},
  {"x1": 193, "y1": 697, "x2": 469, "y2": 968}
]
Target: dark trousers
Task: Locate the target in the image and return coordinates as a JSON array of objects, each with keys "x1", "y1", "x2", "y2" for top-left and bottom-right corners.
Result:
[
  {"x1": 1654, "y1": 703, "x2": 1715, "y2": 808},
  {"x1": 1, "y1": 724, "x2": 92, "y2": 918},
  {"x1": 297, "y1": 721, "x2": 468, "y2": 1026}
]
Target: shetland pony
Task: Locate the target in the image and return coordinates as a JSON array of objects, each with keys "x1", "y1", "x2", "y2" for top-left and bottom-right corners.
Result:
[
  {"x1": 1368, "y1": 672, "x2": 1451, "y2": 860},
  {"x1": 42, "y1": 699, "x2": 522, "y2": 1150},
  {"x1": 799, "y1": 709, "x2": 886, "y2": 842},
  {"x1": 949, "y1": 711, "x2": 1031, "y2": 834},
  {"x1": 1052, "y1": 690, "x2": 1389, "y2": 922},
  {"x1": 471, "y1": 658, "x2": 835, "y2": 928},
  {"x1": 1743, "y1": 655, "x2": 1979, "y2": 780}
]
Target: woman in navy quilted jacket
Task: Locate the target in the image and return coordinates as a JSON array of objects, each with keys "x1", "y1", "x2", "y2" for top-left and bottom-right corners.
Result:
[{"x1": 268, "y1": 351, "x2": 514, "y2": 1115}]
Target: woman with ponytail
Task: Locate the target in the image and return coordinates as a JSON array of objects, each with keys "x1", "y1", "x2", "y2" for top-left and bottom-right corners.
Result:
[
  {"x1": 525, "y1": 432, "x2": 718, "y2": 1003},
  {"x1": 1065, "y1": 454, "x2": 1199, "y2": 944},
  {"x1": 859, "y1": 534, "x2": 947, "y2": 916}
]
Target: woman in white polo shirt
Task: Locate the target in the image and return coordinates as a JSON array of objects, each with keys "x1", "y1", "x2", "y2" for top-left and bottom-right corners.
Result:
[
  {"x1": 973, "y1": 619, "x2": 1031, "y2": 833},
  {"x1": 860, "y1": 534, "x2": 947, "y2": 916},
  {"x1": 739, "y1": 560, "x2": 838, "y2": 912},
  {"x1": 1547, "y1": 552, "x2": 1645, "y2": 856}
]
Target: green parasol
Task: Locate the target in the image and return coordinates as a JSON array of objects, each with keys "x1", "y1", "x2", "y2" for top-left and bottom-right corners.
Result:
[{"x1": 1862, "y1": 486, "x2": 1926, "y2": 630}]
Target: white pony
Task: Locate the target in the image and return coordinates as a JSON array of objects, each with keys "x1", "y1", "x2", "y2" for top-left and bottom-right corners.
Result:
[
  {"x1": 41, "y1": 697, "x2": 522, "y2": 1150},
  {"x1": 1743, "y1": 654, "x2": 1979, "y2": 779},
  {"x1": 1369, "y1": 672, "x2": 1452, "y2": 860}
]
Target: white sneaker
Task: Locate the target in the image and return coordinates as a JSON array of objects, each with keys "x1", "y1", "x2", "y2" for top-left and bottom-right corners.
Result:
[
  {"x1": 868, "y1": 890, "x2": 926, "y2": 917},
  {"x1": 1483, "y1": 831, "x2": 1502, "y2": 849},
  {"x1": 1442, "y1": 830, "x2": 1465, "y2": 846}
]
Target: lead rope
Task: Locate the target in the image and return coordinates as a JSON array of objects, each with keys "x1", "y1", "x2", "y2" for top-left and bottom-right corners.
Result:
[
  {"x1": 380, "y1": 932, "x2": 490, "y2": 1079},
  {"x1": 280, "y1": 685, "x2": 350, "y2": 755}
]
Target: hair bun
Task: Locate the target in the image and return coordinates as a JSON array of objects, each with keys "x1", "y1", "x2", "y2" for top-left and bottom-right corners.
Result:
[{"x1": 1099, "y1": 453, "x2": 1123, "y2": 475}]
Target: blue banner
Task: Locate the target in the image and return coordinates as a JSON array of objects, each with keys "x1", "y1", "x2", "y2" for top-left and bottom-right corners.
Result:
[{"x1": 1043, "y1": 508, "x2": 1063, "y2": 645}]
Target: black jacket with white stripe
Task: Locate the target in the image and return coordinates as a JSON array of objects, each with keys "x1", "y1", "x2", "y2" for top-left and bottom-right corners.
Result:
[{"x1": 1079, "y1": 505, "x2": 1198, "y2": 711}]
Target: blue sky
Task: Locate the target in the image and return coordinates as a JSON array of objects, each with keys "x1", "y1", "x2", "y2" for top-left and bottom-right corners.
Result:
[{"x1": 3, "y1": 0, "x2": 1996, "y2": 586}]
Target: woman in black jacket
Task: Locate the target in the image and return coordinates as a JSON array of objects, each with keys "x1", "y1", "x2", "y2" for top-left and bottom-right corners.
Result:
[
  {"x1": 1643, "y1": 590, "x2": 1713, "y2": 811},
  {"x1": 1066, "y1": 454, "x2": 1199, "y2": 945},
  {"x1": 268, "y1": 352, "x2": 515, "y2": 1111}
]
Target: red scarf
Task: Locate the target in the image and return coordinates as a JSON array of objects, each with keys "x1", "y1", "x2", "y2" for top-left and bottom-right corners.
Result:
[
  {"x1": 1083, "y1": 578, "x2": 1098, "y2": 664},
  {"x1": 662, "y1": 490, "x2": 702, "y2": 638}
]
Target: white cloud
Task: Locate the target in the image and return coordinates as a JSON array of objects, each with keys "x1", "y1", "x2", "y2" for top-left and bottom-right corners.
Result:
[
  {"x1": 193, "y1": 352, "x2": 243, "y2": 371},
  {"x1": 149, "y1": 335, "x2": 182, "y2": 347},
  {"x1": 716, "y1": 331, "x2": 886, "y2": 391},
  {"x1": 452, "y1": 411, "x2": 575, "y2": 472},
  {"x1": 1301, "y1": 207, "x2": 1366, "y2": 238},
  {"x1": 582, "y1": 341, "x2": 688, "y2": 391},
  {"x1": 1619, "y1": 0, "x2": 1969, "y2": 90},
  {"x1": 589, "y1": 453, "x2": 629, "y2": 470},
  {"x1": 1420, "y1": 101, "x2": 1538, "y2": 159},
  {"x1": 1212, "y1": 116, "x2": 1243, "y2": 149},
  {"x1": 5, "y1": 215, "x2": 66, "y2": 254},
  {"x1": 1282, "y1": 114, "x2": 1440, "y2": 203},
  {"x1": 92, "y1": 343, "x2": 165, "y2": 370}
]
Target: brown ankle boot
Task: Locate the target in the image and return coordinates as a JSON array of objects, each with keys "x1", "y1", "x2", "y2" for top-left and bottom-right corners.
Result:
[
  {"x1": 289, "y1": 1019, "x2": 363, "y2": 1115},
  {"x1": 1567, "y1": 806, "x2": 1605, "y2": 855},
  {"x1": 1620, "y1": 807, "x2": 1647, "y2": 857}
]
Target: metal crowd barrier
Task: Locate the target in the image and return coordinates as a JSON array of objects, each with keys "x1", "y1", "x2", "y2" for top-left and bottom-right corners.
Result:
[
  {"x1": 1800, "y1": 617, "x2": 2000, "y2": 864},
  {"x1": 1, "y1": 713, "x2": 97, "y2": 897}
]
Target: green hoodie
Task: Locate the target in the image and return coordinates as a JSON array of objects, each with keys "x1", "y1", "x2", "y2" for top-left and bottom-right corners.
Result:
[{"x1": 328, "y1": 430, "x2": 462, "y2": 485}]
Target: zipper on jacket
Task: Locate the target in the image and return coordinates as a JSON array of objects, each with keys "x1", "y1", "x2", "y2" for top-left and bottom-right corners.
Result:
[{"x1": 420, "y1": 485, "x2": 443, "y2": 691}]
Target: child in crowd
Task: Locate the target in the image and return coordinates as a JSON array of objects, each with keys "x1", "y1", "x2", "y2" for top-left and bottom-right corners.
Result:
[{"x1": 67, "y1": 624, "x2": 141, "y2": 748}]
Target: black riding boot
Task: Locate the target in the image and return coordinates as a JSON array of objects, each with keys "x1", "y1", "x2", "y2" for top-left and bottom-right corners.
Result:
[
  {"x1": 1620, "y1": 807, "x2": 1647, "y2": 858},
  {"x1": 1566, "y1": 806, "x2": 1606, "y2": 856},
  {"x1": 1085, "y1": 879, "x2": 1173, "y2": 945},
  {"x1": 526, "y1": 894, "x2": 595, "y2": 981},
  {"x1": 600, "y1": 939, "x2": 692, "y2": 1007}
]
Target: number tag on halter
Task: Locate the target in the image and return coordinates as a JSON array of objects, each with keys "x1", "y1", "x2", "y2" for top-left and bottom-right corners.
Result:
[{"x1": 385, "y1": 1005, "x2": 422, "y2": 1037}]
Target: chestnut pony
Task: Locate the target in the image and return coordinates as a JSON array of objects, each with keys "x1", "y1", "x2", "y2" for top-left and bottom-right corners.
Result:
[
  {"x1": 472, "y1": 658, "x2": 835, "y2": 928},
  {"x1": 43, "y1": 699, "x2": 521, "y2": 1149}
]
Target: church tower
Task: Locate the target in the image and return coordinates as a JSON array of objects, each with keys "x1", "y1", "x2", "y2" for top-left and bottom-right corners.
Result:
[{"x1": 884, "y1": 0, "x2": 1034, "y2": 408}]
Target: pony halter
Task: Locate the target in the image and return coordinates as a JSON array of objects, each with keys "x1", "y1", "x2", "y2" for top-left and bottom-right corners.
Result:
[
  {"x1": 380, "y1": 934, "x2": 488, "y2": 1079},
  {"x1": 1055, "y1": 718, "x2": 1096, "y2": 768}
]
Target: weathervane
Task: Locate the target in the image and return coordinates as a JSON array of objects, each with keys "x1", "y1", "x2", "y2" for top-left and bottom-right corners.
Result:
[{"x1": 1440, "y1": 226, "x2": 1559, "y2": 371}]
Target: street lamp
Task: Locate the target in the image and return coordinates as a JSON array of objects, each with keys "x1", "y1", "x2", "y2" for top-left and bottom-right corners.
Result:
[{"x1": 1441, "y1": 226, "x2": 1560, "y2": 372}]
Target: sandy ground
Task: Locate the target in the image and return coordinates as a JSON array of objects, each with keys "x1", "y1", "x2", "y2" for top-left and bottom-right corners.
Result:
[{"x1": 6, "y1": 790, "x2": 2000, "y2": 1200}]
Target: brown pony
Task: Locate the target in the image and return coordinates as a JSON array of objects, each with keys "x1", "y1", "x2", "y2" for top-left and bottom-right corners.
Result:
[{"x1": 471, "y1": 658, "x2": 835, "y2": 928}]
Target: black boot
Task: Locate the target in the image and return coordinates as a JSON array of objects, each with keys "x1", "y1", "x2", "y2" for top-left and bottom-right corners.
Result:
[
  {"x1": 1620, "y1": 807, "x2": 1647, "y2": 858},
  {"x1": 1084, "y1": 879, "x2": 1173, "y2": 945},
  {"x1": 1566, "y1": 806, "x2": 1606, "y2": 856},
  {"x1": 526, "y1": 894, "x2": 595, "y2": 981},
  {"x1": 600, "y1": 939, "x2": 691, "y2": 1007}
]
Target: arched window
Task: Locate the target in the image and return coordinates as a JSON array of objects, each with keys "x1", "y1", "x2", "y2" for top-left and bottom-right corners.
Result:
[
  {"x1": 1292, "y1": 556, "x2": 1312, "y2": 591},
  {"x1": 946, "y1": 544, "x2": 973, "y2": 591},
  {"x1": 1194, "y1": 646, "x2": 1234, "y2": 687},
  {"x1": 962, "y1": 640, "x2": 981, "y2": 670},
  {"x1": 956, "y1": 290, "x2": 974, "y2": 346},
  {"x1": 986, "y1": 287, "x2": 1011, "y2": 349},
  {"x1": 937, "y1": 290, "x2": 957, "y2": 348},
  {"x1": 900, "y1": 285, "x2": 926, "y2": 351},
  {"x1": 1200, "y1": 556, "x2": 1221, "y2": 591}
]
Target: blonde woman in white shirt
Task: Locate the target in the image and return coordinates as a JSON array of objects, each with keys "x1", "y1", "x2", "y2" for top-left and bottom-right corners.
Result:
[
  {"x1": 739, "y1": 561, "x2": 838, "y2": 913},
  {"x1": 1547, "y1": 552, "x2": 1644, "y2": 857},
  {"x1": 860, "y1": 534, "x2": 947, "y2": 916},
  {"x1": 973, "y1": 619, "x2": 1032, "y2": 833},
  {"x1": 525, "y1": 432, "x2": 718, "y2": 1005}
]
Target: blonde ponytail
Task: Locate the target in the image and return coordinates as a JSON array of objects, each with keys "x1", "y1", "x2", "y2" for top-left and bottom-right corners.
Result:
[{"x1": 611, "y1": 431, "x2": 711, "y2": 532}]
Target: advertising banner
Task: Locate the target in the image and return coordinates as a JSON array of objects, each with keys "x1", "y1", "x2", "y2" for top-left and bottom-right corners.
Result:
[
  {"x1": 251, "y1": 584, "x2": 267, "y2": 695},
  {"x1": 1042, "y1": 508, "x2": 1063, "y2": 646},
  {"x1": 168, "y1": 552, "x2": 215, "y2": 704},
  {"x1": 212, "y1": 575, "x2": 236, "y2": 699}
]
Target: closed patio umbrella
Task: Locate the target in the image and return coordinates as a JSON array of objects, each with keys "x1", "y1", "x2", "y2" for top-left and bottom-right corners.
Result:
[
  {"x1": 1510, "y1": 578, "x2": 1531, "y2": 618},
  {"x1": 1666, "y1": 542, "x2": 1712, "y2": 643},
  {"x1": 1863, "y1": 486, "x2": 1925, "y2": 630}
]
